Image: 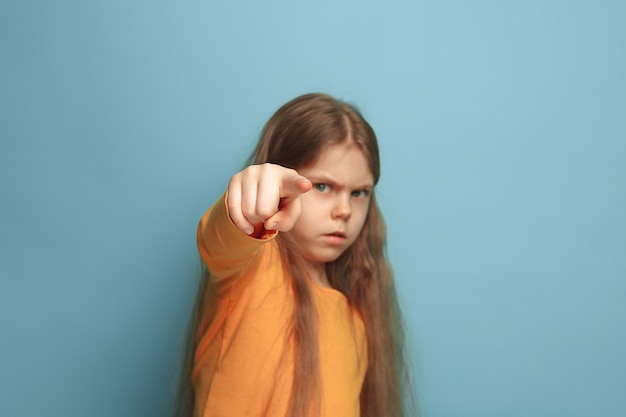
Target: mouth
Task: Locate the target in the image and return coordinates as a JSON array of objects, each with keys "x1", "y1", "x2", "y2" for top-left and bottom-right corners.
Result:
[{"x1": 322, "y1": 231, "x2": 347, "y2": 246}]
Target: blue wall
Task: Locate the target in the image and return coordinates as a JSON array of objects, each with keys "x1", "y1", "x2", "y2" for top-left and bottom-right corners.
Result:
[{"x1": 1, "y1": 1, "x2": 624, "y2": 416}]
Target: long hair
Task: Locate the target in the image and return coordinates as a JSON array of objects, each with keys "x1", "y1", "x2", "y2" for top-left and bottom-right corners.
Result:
[{"x1": 174, "y1": 93, "x2": 415, "y2": 417}]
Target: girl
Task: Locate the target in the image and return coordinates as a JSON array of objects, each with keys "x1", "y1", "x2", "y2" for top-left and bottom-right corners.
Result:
[{"x1": 175, "y1": 93, "x2": 414, "y2": 417}]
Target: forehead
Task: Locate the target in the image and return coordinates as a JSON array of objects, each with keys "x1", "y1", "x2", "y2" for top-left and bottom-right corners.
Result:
[{"x1": 299, "y1": 142, "x2": 374, "y2": 186}]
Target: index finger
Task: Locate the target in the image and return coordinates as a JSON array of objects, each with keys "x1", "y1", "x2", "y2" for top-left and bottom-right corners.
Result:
[{"x1": 280, "y1": 172, "x2": 312, "y2": 197}]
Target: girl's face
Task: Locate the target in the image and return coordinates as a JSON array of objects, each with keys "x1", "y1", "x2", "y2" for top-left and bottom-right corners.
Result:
[{"x1": 290, "y1": 142, "x2": 374, "y2": 271}]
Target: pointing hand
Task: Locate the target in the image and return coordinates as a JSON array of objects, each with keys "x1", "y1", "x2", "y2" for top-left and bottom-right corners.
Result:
[{"x1": 227, "y1": 163, "x2": 312, "y2": 236}]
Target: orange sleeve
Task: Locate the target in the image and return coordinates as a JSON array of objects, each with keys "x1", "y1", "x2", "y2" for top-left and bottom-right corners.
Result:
[{"x1": 197, "y1": 192, "x2": 278, "y2": 283}]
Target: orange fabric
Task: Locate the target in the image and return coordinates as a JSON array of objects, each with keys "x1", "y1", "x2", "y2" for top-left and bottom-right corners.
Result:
[{"x1": 194, "y1": 192, "x2": 368, "y2": 417}]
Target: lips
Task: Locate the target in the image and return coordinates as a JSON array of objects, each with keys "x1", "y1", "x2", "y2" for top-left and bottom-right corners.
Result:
[{"x1": 322, "y1": 231, "x2": 347, "y2": 246}]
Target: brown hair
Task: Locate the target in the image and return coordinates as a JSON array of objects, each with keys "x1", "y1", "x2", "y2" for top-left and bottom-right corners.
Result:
[{"x1": 174, "y1": 93, "x2": 415, "y2": 417}]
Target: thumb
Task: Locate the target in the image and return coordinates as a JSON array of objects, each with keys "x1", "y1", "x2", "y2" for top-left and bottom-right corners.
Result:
[{"x1": 264, "y1": 172, "x2": 311, "y2": 232}]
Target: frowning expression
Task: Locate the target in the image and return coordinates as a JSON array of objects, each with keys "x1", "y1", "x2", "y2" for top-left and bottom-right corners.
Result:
[{"x1": 289, "y1": 142, "x2": 374, "y2": 268}]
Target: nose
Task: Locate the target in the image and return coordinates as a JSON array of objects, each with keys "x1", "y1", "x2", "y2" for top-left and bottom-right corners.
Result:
[{"x1": 332, "y1": 194, "x2": 352, "y2": 220}]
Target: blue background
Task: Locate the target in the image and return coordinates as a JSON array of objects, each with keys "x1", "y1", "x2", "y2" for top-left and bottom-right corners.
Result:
[{"x1": 1, "y1": 1, "x2": 625, "y2": 416}]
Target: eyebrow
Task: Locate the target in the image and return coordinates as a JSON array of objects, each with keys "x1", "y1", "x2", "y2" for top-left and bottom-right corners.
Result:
[{"x1": 307, "y1": 174, "x2": 374, "y2": 190}]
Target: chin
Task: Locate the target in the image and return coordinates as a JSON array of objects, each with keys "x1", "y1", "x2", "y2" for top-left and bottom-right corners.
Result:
[{"x1": 313, "y1": 251, "x2": 345, "y2": 264}]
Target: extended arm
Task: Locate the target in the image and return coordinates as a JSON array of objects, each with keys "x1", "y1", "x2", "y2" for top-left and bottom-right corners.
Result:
[{"x1": 197, "y1": 163, "x2": 311, "y2": 280}]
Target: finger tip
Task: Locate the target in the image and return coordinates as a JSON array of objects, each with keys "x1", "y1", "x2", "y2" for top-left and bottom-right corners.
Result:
[{"x1": 297, "y1": 178, "x2": 312, "y2": 192}]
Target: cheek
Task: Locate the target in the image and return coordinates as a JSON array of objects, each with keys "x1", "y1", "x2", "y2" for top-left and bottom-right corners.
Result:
[
  {"x1": 300, "y1": 194, "x2": 330, "y2": 220},
  {"x1": 291, "y1": 209, "x2": 315, "y2": 236},
  {"x1": 357, "y1": 201, "x2": 371, "y2": 222},
  {"x1": 351, "y1": 207, "x2": 369, "y2": 233}
]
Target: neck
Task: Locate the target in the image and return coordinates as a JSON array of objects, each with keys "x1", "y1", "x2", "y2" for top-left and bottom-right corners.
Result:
[{"x1": 303, "y1": 261, "x2": 330, "y2": 287}]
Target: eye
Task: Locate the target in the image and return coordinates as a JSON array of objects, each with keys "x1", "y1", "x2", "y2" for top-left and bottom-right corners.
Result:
[
  {"x1": 351, "y1": 189, "x2": 370, "y2": 198},
  {"x1": 314, "y1": 183, "x2": 330, "y2": 192}
]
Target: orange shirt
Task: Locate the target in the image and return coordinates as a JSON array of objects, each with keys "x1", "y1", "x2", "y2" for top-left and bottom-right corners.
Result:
[{"x1": 194, "y1": 193, "x2": 368, "y2": 417}]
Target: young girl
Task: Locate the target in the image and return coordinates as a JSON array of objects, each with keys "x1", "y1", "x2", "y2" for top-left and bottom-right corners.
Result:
[{"x1": 175, "y1": 93, "x2": 414, "y2": 417}]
